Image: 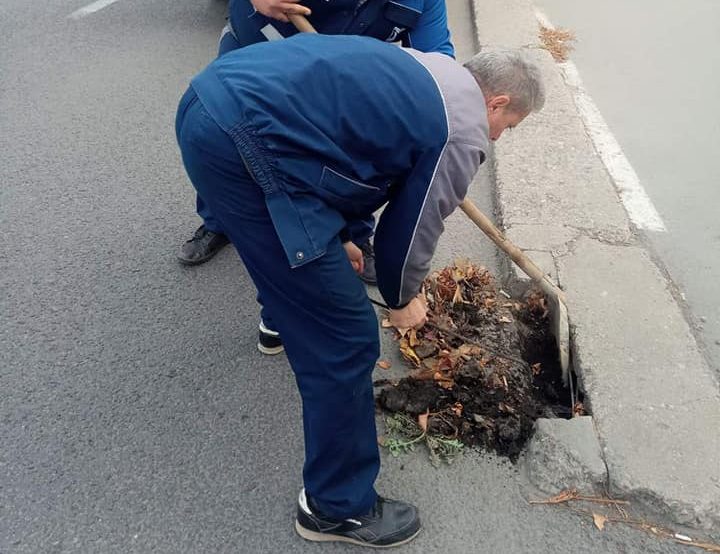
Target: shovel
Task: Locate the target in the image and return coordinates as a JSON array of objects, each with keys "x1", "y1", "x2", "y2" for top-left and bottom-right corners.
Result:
[
  {"x1": 459, "y1": 199, "x2": 570, "y2": 384},
  {"x1": 287, "y1": 13, "x2": 572, "y2": 384}
]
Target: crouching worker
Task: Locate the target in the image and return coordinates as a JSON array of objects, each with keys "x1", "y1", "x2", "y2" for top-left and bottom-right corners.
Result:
[{"x1": 175, "y1": 34, "x2": 544, "y2": 548}]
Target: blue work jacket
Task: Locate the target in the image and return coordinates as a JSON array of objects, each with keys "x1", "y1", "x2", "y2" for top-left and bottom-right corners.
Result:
[
  {"x1": 228, "y1": 0, "x2": 454, "y2": 57},
  {"x1": 190, "y1": 34, "x2": 487, "y2": 308}
]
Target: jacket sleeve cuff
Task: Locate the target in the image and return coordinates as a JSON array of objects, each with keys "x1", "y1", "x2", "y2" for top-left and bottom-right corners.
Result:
[{"x1": 339, "y1": 227, "x2": 352, "y2": 243}]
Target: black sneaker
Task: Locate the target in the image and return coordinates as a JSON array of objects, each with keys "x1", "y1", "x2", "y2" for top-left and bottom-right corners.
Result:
[
  {"x1": 295, "y1": 488, "x2": 421, "y2": 548},
  {"x1": 258, "y1": 320, "x2": 284, "y2": 355},
  {"x1": 359, "y1": 240, "x2": 377, "y2": 285},
  {"x1": 177, "y1": 225, "x2": 230, "y2": 266}
]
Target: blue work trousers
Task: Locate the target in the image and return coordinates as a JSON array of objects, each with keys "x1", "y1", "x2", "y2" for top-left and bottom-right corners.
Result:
[
  {"x1": 191, "y1": 29, "x2": 251, "y2": 233},
  {"x1": 176, "y1": 88, "x2": 380, "y2": 518}
]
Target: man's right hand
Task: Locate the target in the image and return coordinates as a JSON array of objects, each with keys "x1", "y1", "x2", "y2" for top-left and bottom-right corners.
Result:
[
  {"x1": 250, "y1": 0, "x2": 311, "y2": 23},
  {"x1": 388, "y1": 295, "x2": 428, "y2": 330}
]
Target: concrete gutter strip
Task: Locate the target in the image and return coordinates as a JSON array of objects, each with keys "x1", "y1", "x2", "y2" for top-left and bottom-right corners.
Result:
[{"x1": 471, "y1": 0, "x2": 720, "y2": 529}]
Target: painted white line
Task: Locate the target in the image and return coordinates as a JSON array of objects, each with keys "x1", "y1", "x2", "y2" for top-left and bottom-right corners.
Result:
[
  {"x1": 68, "y1": 0, "x2": 122, "y2": 19},
  {"x1": 535, "y1": 8, "x2": 666, "y2": 232}
]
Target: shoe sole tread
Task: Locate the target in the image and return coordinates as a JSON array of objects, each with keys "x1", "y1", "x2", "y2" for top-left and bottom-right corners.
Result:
[
  {"x1": 295, "y1": 520, "x2": 420, "y2": 549},
  {"x1": 257, "y1": 343, "x2": 285, "y2": 355}
]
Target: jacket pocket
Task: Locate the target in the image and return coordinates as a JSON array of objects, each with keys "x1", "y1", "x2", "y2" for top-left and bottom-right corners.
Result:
[{"x1": 317, "y1": 166, "x2": 385, "y2": 212}]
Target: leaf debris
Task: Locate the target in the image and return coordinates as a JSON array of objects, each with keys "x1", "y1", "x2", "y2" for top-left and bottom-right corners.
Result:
[
  {"x1": 377, "y1": 260, "x2": 569, "y2": 462},
  {"x1": 539, "y1": 25, "x2": 576, "y2": 62}
]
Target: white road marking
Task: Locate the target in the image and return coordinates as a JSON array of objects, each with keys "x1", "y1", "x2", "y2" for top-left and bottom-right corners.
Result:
[
  {"x1": 535, "y1": 8, "x2": 666, "y2": 232},
  {"x1": 68, "y1": 0, "x2": 122, "y2": 19}
]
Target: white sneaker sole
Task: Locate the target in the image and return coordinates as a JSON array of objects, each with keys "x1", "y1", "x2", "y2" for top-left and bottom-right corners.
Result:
[
  {"x1": 295, "y1": 520, "x2": 421, "y2": 549},
  {"x1": 257, "y1": 343, "x2": 285, "y2": 355}
]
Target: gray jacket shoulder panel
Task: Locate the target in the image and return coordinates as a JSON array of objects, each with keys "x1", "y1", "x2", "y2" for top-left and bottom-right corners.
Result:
[
  {"x1": 404, "y1": 50, "x2": 489, "y2": 149},
  {"x1": 379, "y1": 49, "x2": 490, "y2": 306}
]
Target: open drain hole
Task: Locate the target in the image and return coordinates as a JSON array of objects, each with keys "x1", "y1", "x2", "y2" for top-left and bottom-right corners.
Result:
[
  {"x1": 514, "y1": 289, "x2": 584, "y2": 420},
  {"x1": 375, "y1": 262, "x2": 582, "y2": 463}
]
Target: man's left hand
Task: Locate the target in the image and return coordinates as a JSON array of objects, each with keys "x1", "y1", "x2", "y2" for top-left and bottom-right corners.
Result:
[{"x1": 343, "y1": 241, "x2": 364, "y2": 275}]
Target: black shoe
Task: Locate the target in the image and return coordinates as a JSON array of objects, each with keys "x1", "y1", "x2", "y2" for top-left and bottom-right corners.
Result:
[
  {"x1": 177, "y1": 225, "x2": 230, "y2": 266},
  {"x1": 257, "y1": 320, "x2": 284, "y2": 355},
  {"x1": 359, "y1": 240, "x2": 377, "y2": 285},
  {"x1": 295, "y1": 488, "x2": 421, "y2": 548}
]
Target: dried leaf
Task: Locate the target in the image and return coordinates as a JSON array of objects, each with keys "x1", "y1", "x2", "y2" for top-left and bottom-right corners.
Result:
[
  {"x1": 531, "y1": 363, "x2": 542, "y2": 376},
  {"x1": 435, "y1": 355, "x2": 456, "y2": 372},
  {"x1": 529, "y1": 489, "x2": 579, "y2": 505},
  {"x1": 399, "y1": 339, "x2": 421, "y2": 366},
  {"x1": 593, "y1": 513, "x2": 607, "y2": 531},
  {"x1": 498, "y1": 402, "x2": 516, "y2": 415},
  {"x1": 454, "y1": 258, "x2": 471, "y2": 271},
  {"x1": 498, "y1": 315, "x2": 513, "y2": 324},
  {"x1": 408, "y1": 328, "x2": 420, "y2": 347},
  {"x1": 483, "y1": 297, "x2": 497, "y2": 310},
  {"x1": 381, "y1": 318, "x2": 411, "y2": 338},
  {"x1": 377, "y1": 360, "x2": 392, "y2": 370},
  {"x1": 377, "y1": 435, "x2": 386, "y2": 446},
  {"x1": 452, "y1": 284, "x2": 464, "y2": 305},
  {"x1": 418, "y1": 410, "x2": 429, "y2": 433},
  {"x1": 460, "y1": 344, "x2": 484, "y2": 358},
  {"x1": 539, "y1": 25, "x2": 576, "y2": 63}
]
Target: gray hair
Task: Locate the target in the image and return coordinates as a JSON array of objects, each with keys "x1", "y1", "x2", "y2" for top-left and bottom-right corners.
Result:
[{"x1": 463, "y1": 48, "x2": 545, "y2": 114}]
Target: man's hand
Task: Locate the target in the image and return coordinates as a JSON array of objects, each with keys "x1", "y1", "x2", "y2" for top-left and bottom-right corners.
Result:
[
  {"x1": 388, "y1": 294, "x2": 428, "y2": 330},
  {"x1": 343, "y1": 241, "x2": 364, "y2": 275},
  {"x1": 250, "y1": 0, "x2": 311, "y2": 23}
]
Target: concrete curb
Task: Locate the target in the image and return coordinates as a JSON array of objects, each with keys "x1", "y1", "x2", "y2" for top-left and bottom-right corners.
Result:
[
  {"x1": 522, "y1": 416, "x2": 607, "y2": 496},
  {"x1": 470, "y1": 0, "x2": 720, "y2": 530}
]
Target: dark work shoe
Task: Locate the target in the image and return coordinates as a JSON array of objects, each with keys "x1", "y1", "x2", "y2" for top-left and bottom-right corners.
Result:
[
  {"x1": 177, "y1": 225, "x2": 230, "y2": 266},
  {"x1": 257, "y1": 320, "x2": 284, "y2": 355},
  {"x1": 359, "y1": 240, "x2": 377, "y2": 285},
  {"x1": 295, "y1": 488, "x2": 421, "y2": 548}
]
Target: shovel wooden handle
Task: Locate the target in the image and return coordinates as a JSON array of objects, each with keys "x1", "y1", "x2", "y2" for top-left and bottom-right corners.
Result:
[
  {"x1": 460, "y1": 198, "x2": 566, "y2": 301},
  {"x1": 288, "y1": 13, "x2": 317, "y2": 34}
]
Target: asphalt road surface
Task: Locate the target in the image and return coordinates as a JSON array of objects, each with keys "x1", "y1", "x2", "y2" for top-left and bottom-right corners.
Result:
[{"x1": 0, "y1": 0, "x2": 689, "y2": 552}]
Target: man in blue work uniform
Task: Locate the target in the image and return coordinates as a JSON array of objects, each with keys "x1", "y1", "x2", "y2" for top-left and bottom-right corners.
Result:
[
  {"x1": 220, "y1": 0, "x2": 453, "y2": 55},
  {"x1": 176, "y1": 34, "x2": 544, "y2": 547},
  {"x1": 177, "y1": 0, "x2": 454, "y2": 286}
]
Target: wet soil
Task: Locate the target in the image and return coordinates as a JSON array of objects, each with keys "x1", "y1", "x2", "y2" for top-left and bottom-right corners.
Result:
[{"x1": 376, "y1": 262, "x2": 576, "y2": 461}]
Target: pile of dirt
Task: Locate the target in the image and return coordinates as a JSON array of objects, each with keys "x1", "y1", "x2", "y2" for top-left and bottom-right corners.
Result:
[{"x1": 376, "y1": 260, "x2": 572, "y2": 462}]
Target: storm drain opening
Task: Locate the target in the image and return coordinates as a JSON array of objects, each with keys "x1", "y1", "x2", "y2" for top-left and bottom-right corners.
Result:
[
  {"x1": 514, "y1": 287, "x2": 584, "y2": 422},
  {"x1": 374, "y1": 260, "x2": 582, "y2": 465}
]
